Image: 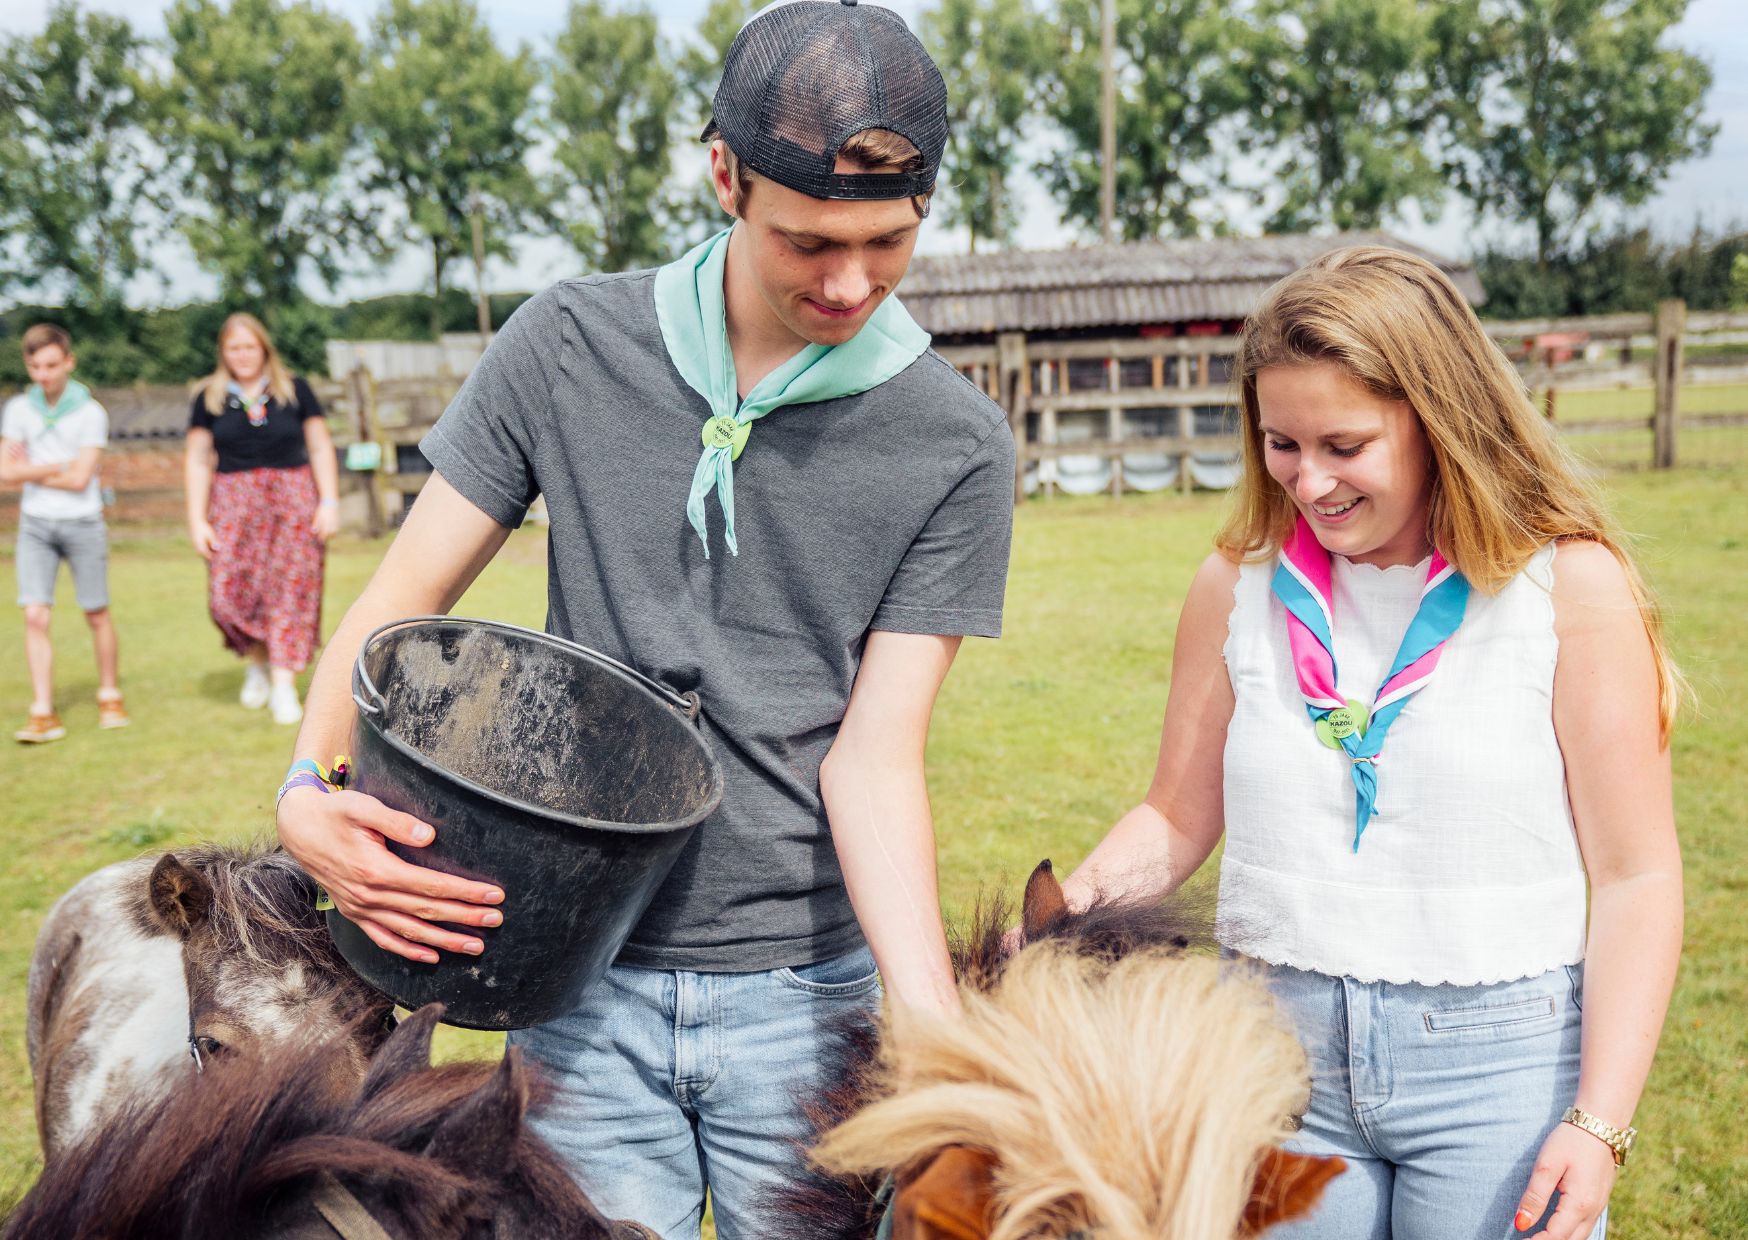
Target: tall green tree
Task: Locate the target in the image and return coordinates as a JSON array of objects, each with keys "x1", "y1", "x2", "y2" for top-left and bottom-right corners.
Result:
[
  {"x1": 922, "y1": 0, "x2": 1050, "y2": 253},
  {"x1": 670, "y1": 0, "x2": 758, "y2": 244},
  {"x1": 1441, "y1": 0, "x2": 1715, "y2": 266},
  {"x1": 357, "y1": 0, "x2": 542, "y2": 337},
  {"x1": 0, "y1": 4, "x2": 162, "y2": 312},
  {"x1": 677, "y1": 0, "x2": 759, "y2": 129},
  {"x1": 157, "y1": 0, "x2": 367, "y2": 305},
  {"x1": 1040, "y1": 0, "x2": 1256, "y2": 240},
  {"x1": 547, "y1": 1, "x2": 678, "y2": 272},
  {"x1": 1246, "y1": 0, "x2": 1446, "y2": 232}
]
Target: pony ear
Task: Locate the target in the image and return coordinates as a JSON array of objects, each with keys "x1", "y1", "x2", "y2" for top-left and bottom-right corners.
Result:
[
  {"x1": 148, "y1": 853, "x2": 213, "y2": 938},
  {"x1": 426, "y1": 1046, "x2": 529, "y2": 1178},
  {"x1": 1239, "y1": 1148, "x2": 1346, "y2": 1235},
  {"x1": 1021, "y1": 859, "x2": 1070, "y2": 941},
  {"x1": 891, "y1": 1145, "x2": 998, "y2": 1240},
  {"x1": 359, "y1": 1002, "x2": 442, "y2": 1100}
]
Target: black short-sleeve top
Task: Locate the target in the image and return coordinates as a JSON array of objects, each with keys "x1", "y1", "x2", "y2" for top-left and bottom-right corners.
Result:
[{"x1": 188, "y1": 376, "x2": 324, "y2": 473}]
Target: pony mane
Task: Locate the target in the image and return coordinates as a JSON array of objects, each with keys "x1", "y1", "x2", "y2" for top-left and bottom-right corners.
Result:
[
  {"x1": 767, "y1": 878, "x2": 1230, "y2": 1240},
  {"x1": 813, "y1": 947, "x2": 1309, "y2": 1240},
  {"x1": 3, "y1": 1008, "x2": 615, "y2": 1240},
  {"x1": 170, "y1": 840, "x2": 347, "y2": 974}
]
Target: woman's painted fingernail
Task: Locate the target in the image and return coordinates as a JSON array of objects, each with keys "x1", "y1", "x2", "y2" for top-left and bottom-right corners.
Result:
[
  {"x1": 413, "y1": 825, "x2": 434, "y2": 843},
  {"x1": 465, "y1": 940, "x2": 484, "y2": 955},
  {"x1": 1515, "y1": 1209, "x2": 1534, "y2": 1232},
  {"x1": 483, "y1": 911, "x2": 502, "y2": 927},
  {"x1": 486, "y1": 889, "x2": 505, "y2": 904}
]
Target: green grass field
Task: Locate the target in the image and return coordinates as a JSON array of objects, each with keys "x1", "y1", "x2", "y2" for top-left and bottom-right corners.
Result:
[
  {"x1": 3, "y1": 470, "x2": 1745, "y2": 1235},
  {"x1": 1552, "y1": 383, "x2": 1748, "y2": 471}
]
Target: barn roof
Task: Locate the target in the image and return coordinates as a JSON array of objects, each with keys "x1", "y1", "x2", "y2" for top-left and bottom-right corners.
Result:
[{"x1": 902, "y1": 231, "x2": 1483, "y2": 337}]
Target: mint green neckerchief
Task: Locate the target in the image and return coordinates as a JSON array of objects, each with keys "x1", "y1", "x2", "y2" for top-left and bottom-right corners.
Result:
[
  {"x1": 27, "y1": 379, "x2": 91, "y2": 427},
  {"x1": 654, "y1": 226, "x2": 930, "y2": 557}
]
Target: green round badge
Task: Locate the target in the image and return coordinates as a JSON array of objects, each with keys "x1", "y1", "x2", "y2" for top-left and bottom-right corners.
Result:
[
  {"x1": 702, "y1": 414, "x2": 752, "y2": 460},
  {"x1": 1315, "y1": 698, "x2": 1371, "y2": 749}
]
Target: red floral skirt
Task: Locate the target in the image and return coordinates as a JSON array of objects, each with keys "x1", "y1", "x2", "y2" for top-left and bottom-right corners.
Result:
[{"x1": 207, "y1": 466, "x2": 324, "y2": 672}]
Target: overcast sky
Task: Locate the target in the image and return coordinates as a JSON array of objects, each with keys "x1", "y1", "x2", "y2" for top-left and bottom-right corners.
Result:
[{"x1": 3, "y1": 0, "x2": 1743, "y2": 307}]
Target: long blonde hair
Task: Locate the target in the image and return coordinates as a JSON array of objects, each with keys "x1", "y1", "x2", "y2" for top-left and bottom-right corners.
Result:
[
  {"x1": 809, "y1": 947, "x2": 1311, "y2": 1240},
  {"x1": 1217, "y1": 245, "x2": 1681, "y2": 741},
  {"x1": 195, "y1": 313, "x2": 296, "y2": 415}
]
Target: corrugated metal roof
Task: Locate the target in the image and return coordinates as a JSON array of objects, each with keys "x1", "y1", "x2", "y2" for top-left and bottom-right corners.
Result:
[{"x1": 902, "y1": 231, "x2": 1483, "y2": 336}]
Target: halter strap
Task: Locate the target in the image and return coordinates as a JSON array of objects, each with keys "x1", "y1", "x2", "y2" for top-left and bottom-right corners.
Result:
[{"x1": 310, "y1": 1173, "x2": 396, "y2": 1240}]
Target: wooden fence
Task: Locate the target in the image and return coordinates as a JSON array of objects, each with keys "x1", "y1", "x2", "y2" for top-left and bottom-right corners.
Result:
[
  {"x1": 310, "y1": 300, "x2": 1748, "y2": 528},
  {"x1": 933, "y1": 302, "x2": 1748, "y2": 502}
]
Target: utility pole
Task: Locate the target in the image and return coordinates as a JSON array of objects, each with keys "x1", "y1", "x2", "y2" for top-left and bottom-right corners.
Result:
[
  {"x1": 468, "y1": 188, "x2": 491, "y2": 344},
  {"x1": 1100, "y1": 0, "x2": 1116, "y2": 244}
]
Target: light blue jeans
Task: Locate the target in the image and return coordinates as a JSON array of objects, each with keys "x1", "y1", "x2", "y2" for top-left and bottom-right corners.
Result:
[
  {"x1": 507, "y1": 944, "x2": 881, "y2": 1240},
  {"x1": 1260, "y1": 960, "x2": 1606, "y2": 1240}
]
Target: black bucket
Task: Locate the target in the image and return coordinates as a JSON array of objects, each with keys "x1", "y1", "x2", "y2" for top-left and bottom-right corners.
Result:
[{"x1": 327, "y1": 617, "x2": 724, "y2": 1031}]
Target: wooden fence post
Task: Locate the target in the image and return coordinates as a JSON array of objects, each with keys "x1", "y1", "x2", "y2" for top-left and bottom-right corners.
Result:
[
  {"x1": 998, "y1": 331, "x2": 1029, "y2": 504},
  {"x1": 1177, "y1": 340, "x2": 1194, "y2": 494},
  {"x1": 1653, "y1": 299, "x2": 1685, "y2": 469},
  {"x1": 348, "y1": 364, "x2": 386, "y2": 537}
]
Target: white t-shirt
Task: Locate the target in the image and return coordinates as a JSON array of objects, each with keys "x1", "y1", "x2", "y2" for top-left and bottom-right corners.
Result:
[{"x1": 1, "y1": 387, "x2": 109, "y2": 520}]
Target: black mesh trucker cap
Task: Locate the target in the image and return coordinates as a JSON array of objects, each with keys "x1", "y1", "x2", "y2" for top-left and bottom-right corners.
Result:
[{"x1": 702, "y1": 0, "x2": 948, "y2": 201}]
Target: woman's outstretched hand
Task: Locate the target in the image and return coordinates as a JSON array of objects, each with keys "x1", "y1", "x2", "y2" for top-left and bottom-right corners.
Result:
[{"x1": 1514, "y1": 1120, "x2": 1617, "y2": 1237}]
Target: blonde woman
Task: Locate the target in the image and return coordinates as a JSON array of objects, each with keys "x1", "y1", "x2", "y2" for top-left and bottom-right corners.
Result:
[
  {"x1": 1063, "y1": 248, "x2": 1681, "y2": 1239},
  {"x1": 185, "y1": 314, "x2": 339, "y2": 724}
]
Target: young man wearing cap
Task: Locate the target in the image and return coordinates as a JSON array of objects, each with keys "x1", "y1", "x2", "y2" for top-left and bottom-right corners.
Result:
[{"x1": 276, "y1": 3, "x2": 1012, "y2": 1234}]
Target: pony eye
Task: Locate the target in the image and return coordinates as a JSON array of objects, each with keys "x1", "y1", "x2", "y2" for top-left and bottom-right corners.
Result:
[{"x1": 194, "y1": 1035, "x2": 225, "y2": 1058}]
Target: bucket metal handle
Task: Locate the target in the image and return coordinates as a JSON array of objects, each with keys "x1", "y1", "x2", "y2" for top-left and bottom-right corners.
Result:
[
  {"x1": 586, "y1": 648, "x2": 702, "y2": 723},
  {"x1": 353, "y1": 616, "x2": 701, "y2": 724}
]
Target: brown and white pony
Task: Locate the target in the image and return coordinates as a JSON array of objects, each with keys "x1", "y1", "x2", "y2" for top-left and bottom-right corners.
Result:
[
  {"x1": 2, "y1": 1004, "x2": 660, "y2": 1240},
  {"x1": 26, "y1": 843, "x2": 397, "y2": 1161},
  {"x1": 772, "y1": 862, "x2": 1345, "y2": 1240}
]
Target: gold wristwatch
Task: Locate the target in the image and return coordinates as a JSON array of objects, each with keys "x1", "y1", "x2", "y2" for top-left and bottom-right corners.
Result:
[{"x1": 1562, "y1": 1106, "x2": 1637, "y2": 1166}]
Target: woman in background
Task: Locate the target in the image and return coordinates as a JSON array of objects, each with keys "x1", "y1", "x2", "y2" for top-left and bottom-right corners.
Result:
[{"x1": 185, "y1": 313, "x2": 338, "y2": 725}]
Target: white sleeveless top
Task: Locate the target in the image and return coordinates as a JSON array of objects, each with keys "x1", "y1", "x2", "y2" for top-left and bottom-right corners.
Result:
[{"x1": 1217, "y1": 543, "x2": 1588, "y2": 985}]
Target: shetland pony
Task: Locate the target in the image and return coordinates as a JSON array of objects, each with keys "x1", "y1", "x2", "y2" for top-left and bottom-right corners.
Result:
[
  {"x1": 3, "y1": 1004, "x2": 659, "y2": 1240},
  {"x1": 772, "y1": 862, "x2": 1344, "y2": 1240},
  {"x1": 27, "y1": 843, "x2": 396, "y2": 1160}
]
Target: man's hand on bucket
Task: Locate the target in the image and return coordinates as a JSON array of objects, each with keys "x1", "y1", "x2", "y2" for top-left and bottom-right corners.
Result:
[{"x1": 277, "y1": 786, "x2": 505, "y2": 964}]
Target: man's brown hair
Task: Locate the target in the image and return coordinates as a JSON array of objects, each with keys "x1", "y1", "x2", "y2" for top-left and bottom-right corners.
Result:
[
  {"x1": 22, "y1": 323, "x2": 73, "y2": 358},
  {"x1": 719, "y1": 128, "x2": 933, "y2": 218}
]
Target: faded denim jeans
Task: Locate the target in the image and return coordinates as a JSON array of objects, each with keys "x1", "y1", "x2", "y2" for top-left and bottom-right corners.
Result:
[
  {"x1": 507, "y1": 945, "x2": 880, "y2": 1240},
  {"x1": 1260, "y1": 960, "x2": 1607, "y2": 1240}
]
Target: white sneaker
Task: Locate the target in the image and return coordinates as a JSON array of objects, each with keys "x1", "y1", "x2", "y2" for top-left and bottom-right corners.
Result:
[
  {"x1": 240, "y1": 663, "x2": 271, "y2": 709},
  {"x1": 269, "y1": 681, "x2": 303, "y2": 726}
]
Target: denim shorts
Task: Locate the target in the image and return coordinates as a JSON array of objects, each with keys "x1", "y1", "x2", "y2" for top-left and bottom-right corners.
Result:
[
  {"x1": 507, "y1": 944, "x2": 881, "y2": 1240},
  {"x1": 16, "y1": 513, "x2": 109, "y2": 610},
  {"x1": 1258, "y1": 960, "x2": 1605, "y2": 1240}
]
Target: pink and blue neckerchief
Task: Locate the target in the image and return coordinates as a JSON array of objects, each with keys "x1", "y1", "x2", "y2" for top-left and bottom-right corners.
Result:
[{"x1": 1271, "y1": 515, "x2": 1470, "y2": 850}]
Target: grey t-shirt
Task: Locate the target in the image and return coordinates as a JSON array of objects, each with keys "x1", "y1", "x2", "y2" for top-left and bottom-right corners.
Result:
[{"x1": 420, "y1": 271, "x2": 1015, "y2": 971}]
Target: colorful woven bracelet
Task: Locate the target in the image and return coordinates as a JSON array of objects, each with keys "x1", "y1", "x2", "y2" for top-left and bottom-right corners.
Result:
[
  {"x1": 276, "y1": 771, "x2": 332, "y2": 803},
  {"x1": 277, "y1": 755, "x2": 352, "y2": 805}
]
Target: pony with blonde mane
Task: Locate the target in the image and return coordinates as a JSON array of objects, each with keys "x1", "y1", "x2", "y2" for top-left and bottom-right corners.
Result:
[{"x1": 772, "y1": 863, "x2": 1344, "y2": 1239}]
